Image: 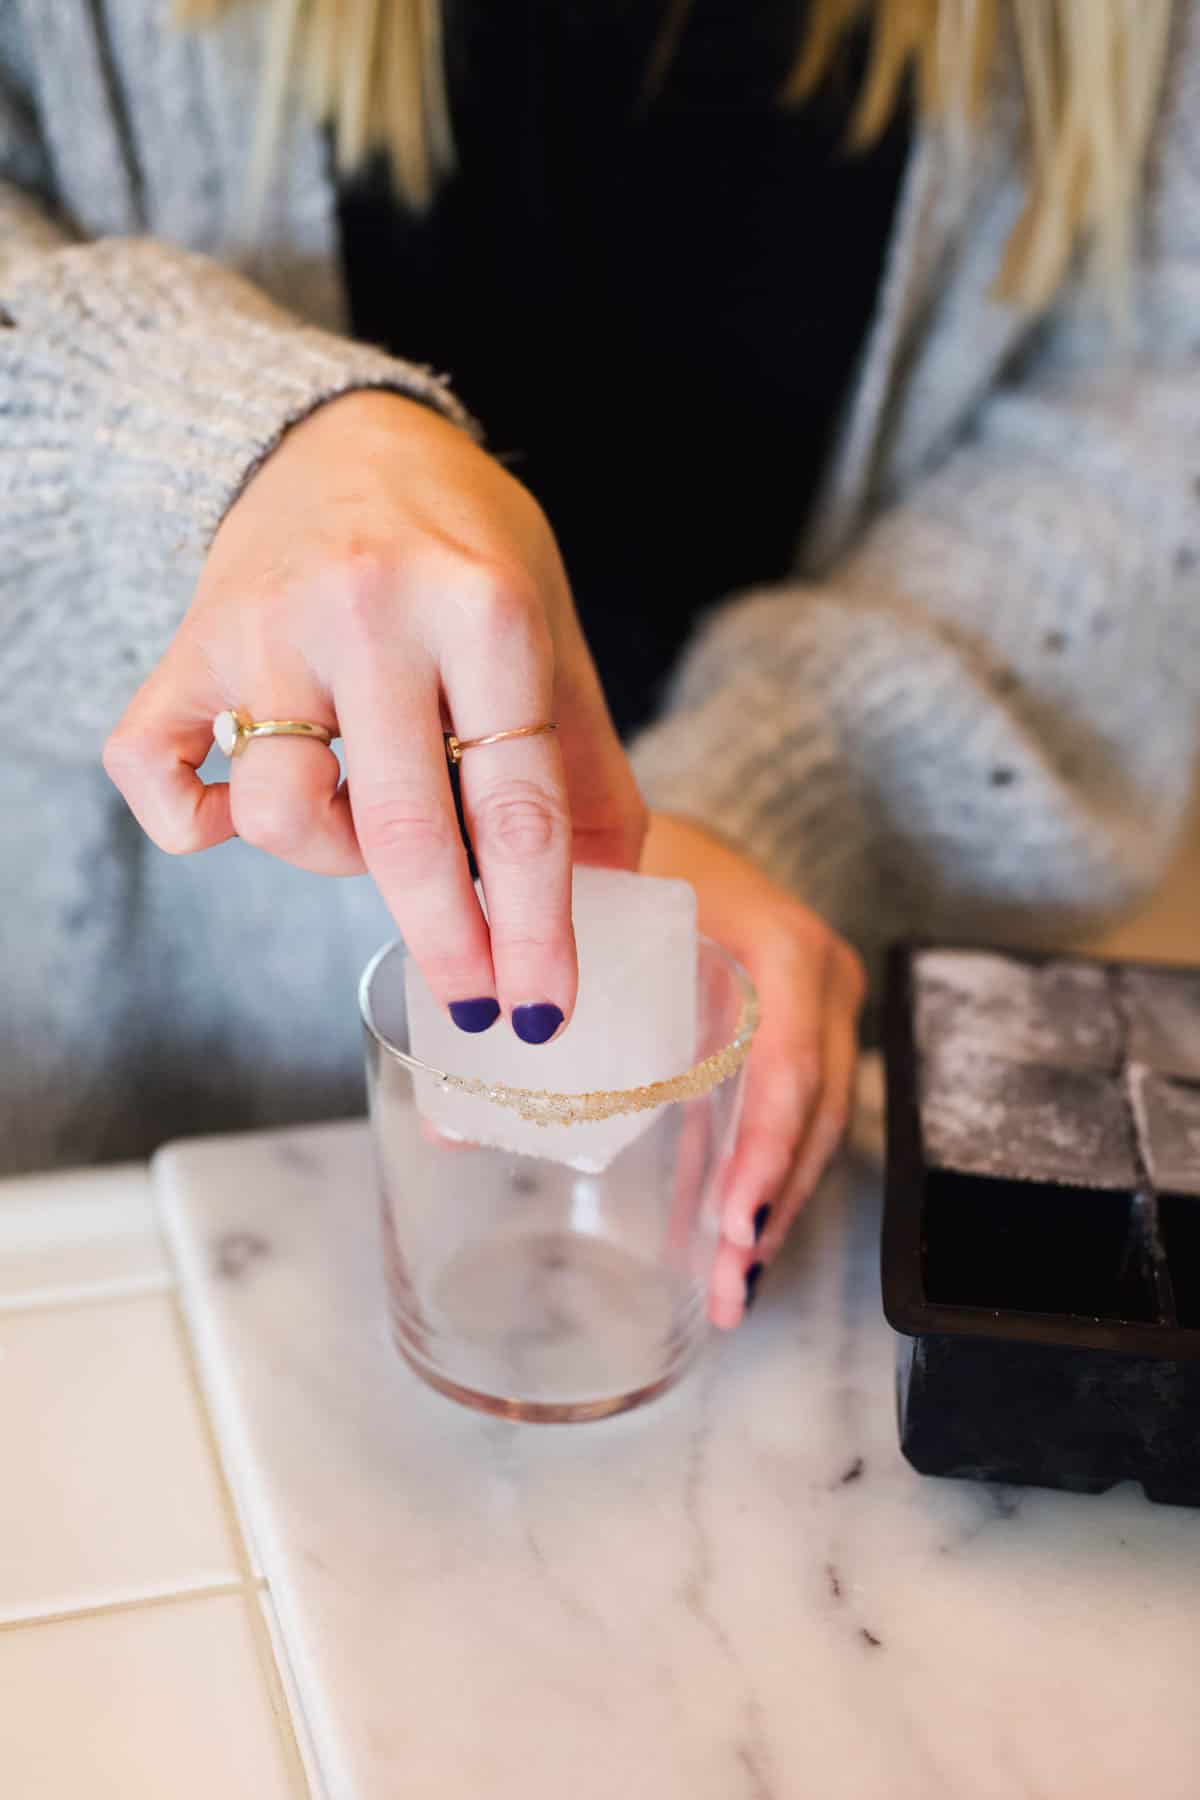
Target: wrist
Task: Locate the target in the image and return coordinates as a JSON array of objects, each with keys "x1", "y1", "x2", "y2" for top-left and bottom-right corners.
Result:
[
  {"x1": 281, "y1": 385, "x2": 468, "y2": 457},
  {"x1": 642, "y1": 809, "x2": 752, "y2": 873}
]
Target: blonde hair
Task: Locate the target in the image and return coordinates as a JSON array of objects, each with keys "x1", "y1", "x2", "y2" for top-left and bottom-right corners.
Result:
[{"x1": 178, "y1": 0, "x2": 1173, "y2": 310}]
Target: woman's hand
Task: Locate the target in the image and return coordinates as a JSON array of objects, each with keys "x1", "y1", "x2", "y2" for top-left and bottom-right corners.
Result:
[
  {"x1": 640, "y1": 811, "x2": 866, "y2": 1329},
  {"x1": 103, "y1": 391, "x2": 645, "y2": 1037}
]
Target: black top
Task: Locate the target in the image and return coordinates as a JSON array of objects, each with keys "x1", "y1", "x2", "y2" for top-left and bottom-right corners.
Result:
[{"x1": 337, "y1": 0, "x2": 910, "y2": 736}]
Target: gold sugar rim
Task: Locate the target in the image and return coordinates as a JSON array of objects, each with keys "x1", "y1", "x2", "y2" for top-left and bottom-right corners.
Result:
[
  {"x1": 360, "y1": 939, "x2": 759, "y2": 1126},
  {"x1": 436, "y1": 989, "x2": 760, "y2": 1125}
]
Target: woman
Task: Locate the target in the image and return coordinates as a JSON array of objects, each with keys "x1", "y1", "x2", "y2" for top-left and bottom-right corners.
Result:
[{"x1": 1, "y1": 2, "x2": 1196, "y2": 1330}]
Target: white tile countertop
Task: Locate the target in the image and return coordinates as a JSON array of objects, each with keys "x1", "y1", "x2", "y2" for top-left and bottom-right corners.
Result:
[{"x1": 0, "y1": 1163, "x2": 316, "y2": 1799}]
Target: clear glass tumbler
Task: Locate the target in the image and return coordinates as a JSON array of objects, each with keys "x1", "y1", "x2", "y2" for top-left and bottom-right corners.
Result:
[{"x1": 360, "y1": 939, "x2": 756, "y2": 1422}]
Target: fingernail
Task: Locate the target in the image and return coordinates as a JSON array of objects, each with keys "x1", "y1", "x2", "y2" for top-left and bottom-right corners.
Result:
[
  {"x1": 744, "y1": 1262, "x2": 765, "y2": 1310},
  {"x1": 448, "y1": 997, "x2": 501, "y2": 1034},
  {"x1": 512, "y1": 1003, "x2": 564, "y2": 1046},
  {"x1": 753, "y1": 1203, "x2": 772, "y2": 1244}
]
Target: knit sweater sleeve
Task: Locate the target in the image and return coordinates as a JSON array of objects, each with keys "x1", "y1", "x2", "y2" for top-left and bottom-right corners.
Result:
[
  {"x1": 0, "y1": 44, "x2": 477, "y2": 766},
  {"x1": 631, "y1": 23, "x2": 1200, "y2": 971}
]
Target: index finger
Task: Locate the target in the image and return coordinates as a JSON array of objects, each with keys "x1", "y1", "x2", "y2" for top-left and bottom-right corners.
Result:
[
  {"x1": 335, "y1": 641, "x2": 499, "y2": 1026},
  {"x1": 102, "y1": 655, "x2": 235, "y2": 857}
]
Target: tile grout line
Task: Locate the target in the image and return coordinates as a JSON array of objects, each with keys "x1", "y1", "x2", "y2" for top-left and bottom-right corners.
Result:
[
  {"x1": 0, "y1": 1579, "x2": 249, "y2": 1636},
  {"x1": 165, "y1": 1289, "x2": 316, "y2": 1800}
]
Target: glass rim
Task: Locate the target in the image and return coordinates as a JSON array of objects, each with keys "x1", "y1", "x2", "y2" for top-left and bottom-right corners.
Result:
[{"x1": 358, "y1": 935, "x2": 760, "y2": 1126}]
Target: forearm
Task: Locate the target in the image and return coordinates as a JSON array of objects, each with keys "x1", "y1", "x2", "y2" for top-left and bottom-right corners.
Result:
[{"x1": 0, "y1": 232, "x2": 478, "y2": 762}]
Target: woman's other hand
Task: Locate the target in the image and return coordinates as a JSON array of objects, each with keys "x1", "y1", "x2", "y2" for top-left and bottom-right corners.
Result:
[
  {"x1": 103, "y1": 392, "x2": 645, "y2": 1039},
  {"x1": 640, "y1": 811, "x2": 866, "y2": 1329}
]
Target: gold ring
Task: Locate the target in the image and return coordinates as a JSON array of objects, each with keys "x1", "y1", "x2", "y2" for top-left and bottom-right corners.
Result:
[
  {"x1": 445, "y1": 722, "x2": 557, "y2": 764},
  {"x1": 213, "y1": 708, "x2": 335, "y2": 758}
]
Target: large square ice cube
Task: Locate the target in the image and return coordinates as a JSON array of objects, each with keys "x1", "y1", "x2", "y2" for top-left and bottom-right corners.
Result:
[
  {"x1": 918, "y1": 1043, "x2": 1136, "y2": 1189},
  {"x1": 406, "y1": 866, "x2": 698, "y2": 1171},
  {"x1": 1120, "y1": 968, "x2": 1200, "y2": 1080},
  {"x1": 913, "y1": 949, "x2": 1120, "y2": 1072}
]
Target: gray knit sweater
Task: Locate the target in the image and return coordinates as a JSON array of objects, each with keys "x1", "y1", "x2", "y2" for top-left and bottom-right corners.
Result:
[{"x1": 2, "y1": 0, "x2": 1198, "y2": 1175}]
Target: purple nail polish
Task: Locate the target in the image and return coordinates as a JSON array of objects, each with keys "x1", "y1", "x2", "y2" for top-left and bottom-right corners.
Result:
[
  {"x1": 449, "y1": 997, "x2": 501, "y2": 1034},
  {"x1": 512, "y1": 1003, "x2": 564, "y2": 1045},
  {"x1": 744, "y1": 1262, "x2": 765, "y2": 1309},
  {"x1": 753, "y1": 1203, "x2": 772, "y2": 1243}
]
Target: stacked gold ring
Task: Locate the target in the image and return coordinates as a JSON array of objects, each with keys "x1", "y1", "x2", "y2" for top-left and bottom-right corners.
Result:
[
  {"x1": 213, "y1": 711, "x2": 556, "y2": 763},
  {"x1": 445, "y1": 722, "x2": 557, "y2": 763}
]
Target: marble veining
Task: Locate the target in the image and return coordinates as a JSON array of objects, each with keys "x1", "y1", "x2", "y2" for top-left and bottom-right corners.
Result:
[{"x1": 156, "y1": 1121, "x2": 1200, "y2": 1800}]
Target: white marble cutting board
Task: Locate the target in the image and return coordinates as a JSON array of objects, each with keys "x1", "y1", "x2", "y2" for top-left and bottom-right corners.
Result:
[{"x1": 155, "y1": 1120, "x2": 1200, "y2": 1800}]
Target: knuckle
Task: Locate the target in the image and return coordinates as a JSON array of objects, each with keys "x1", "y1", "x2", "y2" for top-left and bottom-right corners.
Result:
[
  {"x1": 234, "y1": 792, "x2": 308, "y2": 860},
  {"x1": 472, "y1": 779, "x2": 566, "y2": 863},
  {"x1": 777, "y1": 902, "x2": 832, "y2": 953},
  {"x1": 766, "y1": 921, "x2": 823, "y2": 984},
  {"x1": 333, "y1": 542, "x2": 396, "y2": 634},
  {"x1": 458, "y1": 560, "x2": 545, "y2": 645},
  {"x1": 231, "y1": 582, "x2": 295, "y2": 657},
  {"x1": 736, "y1": 1125, "x2": 794, "y2": 1192},
  {"x1": 101, "y1": 730, "x2": 144, "y2": 790},
  {"x1": 746, "y1": 1053, "x2": 821, "y2": 1145},
  {"x1": 415, "y1": 947, "x2": 491, "y2": 997},
  {"x1": 573, "y1": 792, "x2": 648, "y2": 871},
  {"x1": 488, "y1": 924, "x2": 557, "y2": 962},
  {"x1": 768, "y1": 1043, "x2": 821, "y2": 1109},
  {"x1": 154, "y1": 812, "x2": 208, "y2": 858},
  {"x1": 356, "y1": 796, "x2": 456, "y2": 875}
]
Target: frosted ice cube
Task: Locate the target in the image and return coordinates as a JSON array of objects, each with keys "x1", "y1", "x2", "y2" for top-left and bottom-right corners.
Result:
[
  {"x1": 913, "y1": 949, "x2": 1120, "y2": 1072},
  {"x1": 919, "y1": 1043, "x2": 1136, "y2": 1189},
  {"x1": 406, "y1": 866, "x2": 698, "y2": 1171},
  {"x1": 1120, "y1": 968, "x2": 1200, "y2": 1080}
]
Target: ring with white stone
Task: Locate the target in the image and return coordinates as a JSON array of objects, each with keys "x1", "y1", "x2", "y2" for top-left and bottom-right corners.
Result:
[{"x1": 212, "y1": 708, "x2": 335, "y2": 758}]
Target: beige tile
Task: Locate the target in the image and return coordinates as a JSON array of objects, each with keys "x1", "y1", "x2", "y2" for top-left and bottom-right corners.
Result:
[
  {"x1": 0, "y1": 1164, "x2": 167, "y2": 1309},
  {"x1": 169, "y1": 1267, "x2": 267, "y2": 1582},
  {"x1": 0, "y1": 1592, "x2": 299, "y2": 1800},
  {"x1": 0, "y1": 1294, "x2": 238, "y2": 1623}
]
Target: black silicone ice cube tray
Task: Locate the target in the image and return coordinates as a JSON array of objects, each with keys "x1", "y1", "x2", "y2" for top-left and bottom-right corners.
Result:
[{"x1": 882, "y1": 944, "x2": 1200, "y2": 1508}]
